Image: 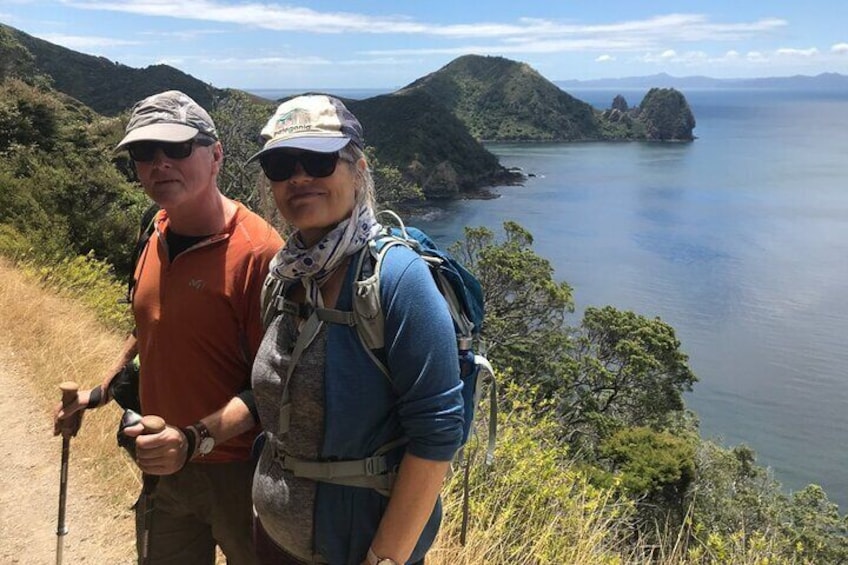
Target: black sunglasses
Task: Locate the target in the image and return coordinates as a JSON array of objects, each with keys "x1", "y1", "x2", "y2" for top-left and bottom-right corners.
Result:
[
  {"x1": 128, "y1": 136, "x2": 216, "y2": 162},
  {"x1": 259, "y1": 151, "x2": 341, "y2": 182}
]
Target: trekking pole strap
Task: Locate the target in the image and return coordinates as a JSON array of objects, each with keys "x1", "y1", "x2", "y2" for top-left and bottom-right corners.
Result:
[{"x1": 475, "y1": 355, "x2": 497, "y2": 466}]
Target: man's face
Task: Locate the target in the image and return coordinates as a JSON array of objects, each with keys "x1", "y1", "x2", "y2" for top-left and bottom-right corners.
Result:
[{"x1": 130, "y1": 137, "x2": 222, "y2": 211}]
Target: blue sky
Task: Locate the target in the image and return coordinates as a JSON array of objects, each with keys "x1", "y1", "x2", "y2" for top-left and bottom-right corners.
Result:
[{"x1": 2, "y1": 1, "x2": 847, "y2": 89}]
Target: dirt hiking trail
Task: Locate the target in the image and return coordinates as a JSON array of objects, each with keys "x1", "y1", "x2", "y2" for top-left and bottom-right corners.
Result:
[{"x1": 0, "y1": 346, "x2": 136, "y2": 564}]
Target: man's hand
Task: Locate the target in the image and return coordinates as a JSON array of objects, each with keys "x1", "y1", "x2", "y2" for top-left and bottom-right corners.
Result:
[
  {"x1": 122, "y1": 423, "x2": 190, "y2": 476},
  {"x1": 53, "y1": 388, "x2": 94, "y2": 437}
]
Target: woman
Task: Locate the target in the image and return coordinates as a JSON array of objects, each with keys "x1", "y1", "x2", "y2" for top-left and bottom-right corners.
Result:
[{"x1": 248, "y1": 94, "x2": 465, "y2": 565}]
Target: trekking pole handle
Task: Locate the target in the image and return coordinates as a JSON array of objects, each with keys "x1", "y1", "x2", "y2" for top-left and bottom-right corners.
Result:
[
  {"x1": 141, "y1": 415, "x2": 166, "y2": 435},
  {"x1": 58, "y1": 381, "x2": 80, "y2": 439},
  {"x1": 59, "y1": 381, "x2": 79, "y2": 408}
]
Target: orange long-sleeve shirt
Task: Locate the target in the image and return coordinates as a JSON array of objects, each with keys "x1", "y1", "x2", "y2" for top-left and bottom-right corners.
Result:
[{"x1": 133, "y1": 202, "x2": 283, "y2": 462}]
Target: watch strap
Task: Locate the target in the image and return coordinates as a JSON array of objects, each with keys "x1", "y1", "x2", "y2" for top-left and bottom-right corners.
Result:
[
  {"x1": 180, "y1": 426, "x2": 197, "y2": 466},
  {"x1": 194, "y1": 420, "x2": 214, "y2": 455}
]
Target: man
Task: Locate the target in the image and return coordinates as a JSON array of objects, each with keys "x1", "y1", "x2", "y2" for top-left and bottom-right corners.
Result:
[{"x1": 55, "y1": 90, "x2": 283, "y2": 564}]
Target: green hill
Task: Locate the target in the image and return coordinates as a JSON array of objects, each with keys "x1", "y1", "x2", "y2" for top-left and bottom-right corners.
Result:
[
  {"x1": 400, "y1": 54, "x2": 695, "y2": 142},
  {"x1": 349, "y1": 90, "x2": 518, "y2": 198},
  {"x1": 0, "y1": 23, "x2": 221, "y2": 115},
  {"x1": 401, "y1": 55, "x2": 603, "y2": 141}
]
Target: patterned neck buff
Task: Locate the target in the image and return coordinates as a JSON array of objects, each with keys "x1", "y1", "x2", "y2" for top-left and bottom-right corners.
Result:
[{"x1": 271, "y1": 200, "x2": 381, "y2": 308}]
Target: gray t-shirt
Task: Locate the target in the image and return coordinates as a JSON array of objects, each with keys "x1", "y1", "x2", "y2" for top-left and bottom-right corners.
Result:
[{"x1": 252, "y1": 313, "x2": 326, "y2": 562}]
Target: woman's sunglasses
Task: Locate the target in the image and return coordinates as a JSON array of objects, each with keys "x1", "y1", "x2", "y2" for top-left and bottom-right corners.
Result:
[
  {"x1": 259, "y1": 151, "x2": 341, "y2": 182},
  {"x1": 128, "y1": 136, "x2": 215, "y2": 162}
]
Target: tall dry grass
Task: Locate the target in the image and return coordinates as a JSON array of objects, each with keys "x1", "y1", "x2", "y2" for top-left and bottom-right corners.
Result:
[{"x1": 0, "y1": 258, "x2": 138, "y2": 561}]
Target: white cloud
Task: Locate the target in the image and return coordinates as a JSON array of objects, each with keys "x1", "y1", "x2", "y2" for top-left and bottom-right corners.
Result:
[
  {"x1": 34, "y1": 33, "x2": 140, "y2": 49},
  {"x1": 338, "y1": 57, "x2": 421, "y2": 67},
  {"x1": 831, "y1": 43, "x2": 848, "y2": 54},
  {"x1": 61, "y1": 1, "x2": 786, "y2": 50},
  {"x1": 188, "y1": 54, "x2": 414, "y2": 70},
  {"x1": 746, "y1": 51, "x2": 768, "y2": 63},
  {"x1": 638, "y1": 49, "x2": 710, "y2": 66},
  {"x1": 595, "y1": 54, "x2": 615, "y2": 63},
  {"x1": 194, "y1": 55, "x2": 331, "y2": 68},
  {"x1": 138, "y1": 29, "x2": 227, "y2": 41},
  {"x1": 775, "y1": 47, "x2": 820, "y2": 57}
]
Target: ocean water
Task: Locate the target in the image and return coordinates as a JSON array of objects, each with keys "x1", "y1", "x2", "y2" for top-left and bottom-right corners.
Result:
[{"x1": 409, "y1": 88, "x2": 848, "y2": 511}]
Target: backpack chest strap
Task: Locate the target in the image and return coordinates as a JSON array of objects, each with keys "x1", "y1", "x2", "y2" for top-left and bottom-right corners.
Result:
[{"x1": 276, "y1": 296, "x2": 356, "y2": 326}]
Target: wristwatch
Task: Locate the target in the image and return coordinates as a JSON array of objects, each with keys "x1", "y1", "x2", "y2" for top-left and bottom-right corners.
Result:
[
  {"x1": 192, "y1": 421, "x2": 215, "y2": 456},
  {"x1": 366, "y1": 548, "x2": 399, "y2": 565}
]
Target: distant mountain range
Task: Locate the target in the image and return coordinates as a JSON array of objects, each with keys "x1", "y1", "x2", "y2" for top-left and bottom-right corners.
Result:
[{"x1": 556, "y1": 72, "x2": 848, "y2": 90}]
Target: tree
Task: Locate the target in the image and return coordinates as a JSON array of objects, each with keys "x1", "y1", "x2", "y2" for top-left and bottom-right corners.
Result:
[
  {"x1": 211, "y1": 90, "x2": 273, "y2": 212},
  {"x1": 559, "y1": 306, "x2": 698, "y2": 449},
  {"x1": 453, "y1": 223, "x2": 696, "y2": 450},
  {"x1": 0, "y1": 78, "x2": 146, "y2": 271},
  {"x1": 365, "y1": 146, "x2": 423, "y2": 209},
  {"x1": 451, "y1": 221, "x2": 574, "y2": 381},
  {"x1": 784, "y1": 485, "x2": 848, "y2": 563},
  {"x1": 598, "y1": 426, "x2": 696, "y2": 531}
]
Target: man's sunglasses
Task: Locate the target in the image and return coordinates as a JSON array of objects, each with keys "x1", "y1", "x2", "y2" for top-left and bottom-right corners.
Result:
[
  {"x1": 259, "y1": 151, "x2": 341, "y2": 182},
  {"x1": 127, "y1": 136, "x2": 216, "y2": 162}
]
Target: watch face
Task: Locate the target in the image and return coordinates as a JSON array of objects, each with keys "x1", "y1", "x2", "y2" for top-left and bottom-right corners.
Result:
[{"x1": 198, "y1": 436, "x2": 215, "y2": 455}]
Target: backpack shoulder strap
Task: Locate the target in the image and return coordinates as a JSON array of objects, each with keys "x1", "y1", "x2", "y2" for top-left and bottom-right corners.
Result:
[
  {"x1": 350, "y1": 236, "x2": 409, "y2": 349},
  {"x1": 123, "y1": 203, "x2": 160, "y2": 304},
  {"x1": 311, "y1": 236, "x2": 411, "y2": 379}
]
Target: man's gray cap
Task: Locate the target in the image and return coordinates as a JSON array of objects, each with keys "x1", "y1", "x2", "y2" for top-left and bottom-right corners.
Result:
[{"x1": 115, "y1": 90, "x2": 218, "y2": 150}]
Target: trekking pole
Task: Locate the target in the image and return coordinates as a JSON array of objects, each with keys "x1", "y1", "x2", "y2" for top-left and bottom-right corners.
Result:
[
  {"x1": 56, "y1": 381, "x2": 79, "y2": 565},
  {"x1": 138, "y1": 415, "x2": 166, "y2": 565}
]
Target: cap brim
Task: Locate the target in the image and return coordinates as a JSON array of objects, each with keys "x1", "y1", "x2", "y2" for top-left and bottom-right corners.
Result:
[
  {"x1": 247, "y1": 137, "x2": 351, "y2": 163},
  {"x1": 115, "y1": 124, "x2": 201, "y2": 150}
]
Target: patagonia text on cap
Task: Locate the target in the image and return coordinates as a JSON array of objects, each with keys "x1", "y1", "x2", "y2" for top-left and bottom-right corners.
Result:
[{"x1": 247, "y1": 94, "x2": 364, "y2": 162}]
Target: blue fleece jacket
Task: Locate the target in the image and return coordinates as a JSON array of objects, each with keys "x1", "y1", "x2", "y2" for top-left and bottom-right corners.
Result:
[{"x1": 257, "y1": 244, "x2": 465, "y2": 565}]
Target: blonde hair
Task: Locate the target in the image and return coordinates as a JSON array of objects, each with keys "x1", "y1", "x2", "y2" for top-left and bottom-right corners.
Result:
[{"x1": 341, "y1": 144, "x2": 376, "y2": 211}]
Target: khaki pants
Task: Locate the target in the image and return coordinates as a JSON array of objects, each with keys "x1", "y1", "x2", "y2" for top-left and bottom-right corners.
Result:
[{"x1": 135, "y1": 459, "x2": 257, "y2": 565}]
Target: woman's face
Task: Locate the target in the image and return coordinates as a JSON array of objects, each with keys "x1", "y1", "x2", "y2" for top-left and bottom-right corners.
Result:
[{"x1": 267, "y1": 150, "x2": 362, "y2": 245}]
